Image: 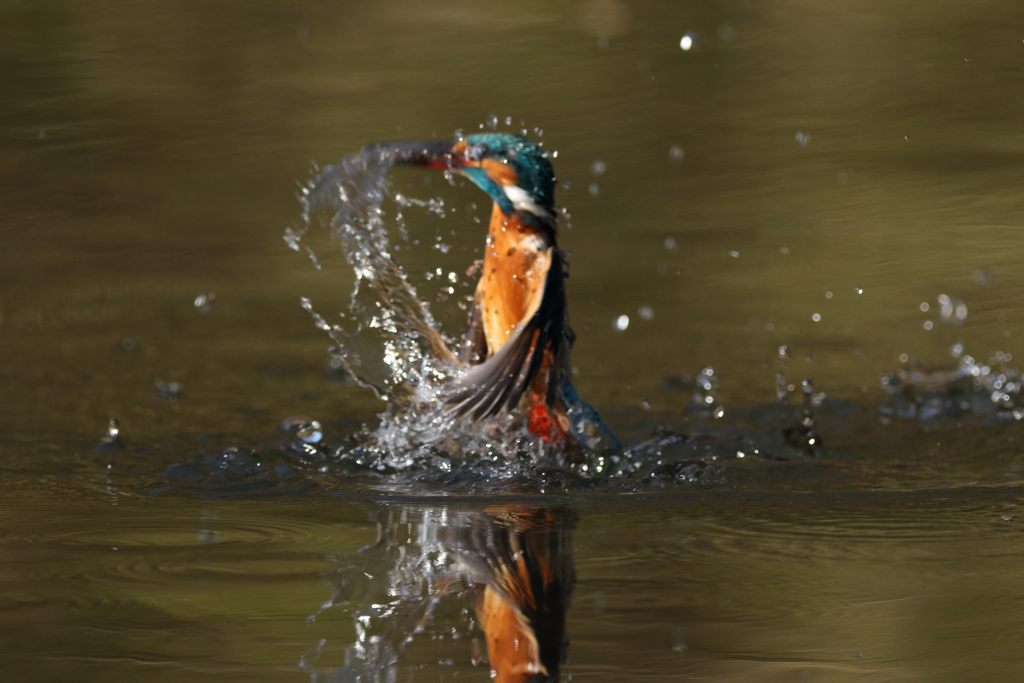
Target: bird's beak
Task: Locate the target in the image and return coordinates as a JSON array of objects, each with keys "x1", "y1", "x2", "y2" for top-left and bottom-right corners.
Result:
[{"x1": 367, "y1": 140, "x2": 462, "y2": 170}]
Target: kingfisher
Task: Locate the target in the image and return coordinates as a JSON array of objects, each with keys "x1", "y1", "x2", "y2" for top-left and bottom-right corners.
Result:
[{"x1": 381, "y1": 132, "x2": 618, "y2": 457}]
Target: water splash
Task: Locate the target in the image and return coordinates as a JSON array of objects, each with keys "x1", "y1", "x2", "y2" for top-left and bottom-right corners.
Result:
[
  {"x1": 880, "y1": 346, "x2": 1024, "y2": 422},
  {"x1": 777, "y1": 372, "x2": 824, "y2": 455},
  {"x1": 292, "y1": 145, "x2": 456, "y2": 407},
  {"x1": 286, "y1": 144, "x2": 582, "y2": 470},
  {"x1": 276, "y1": 139, "x2": 861, "y2": 487},
  {"x1": 690, "y1": 366, "x2": 724, "y2": 418}
]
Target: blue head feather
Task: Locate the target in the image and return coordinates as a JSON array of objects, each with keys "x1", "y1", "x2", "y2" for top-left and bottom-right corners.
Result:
[{"x1": 462, "y1": 133, "x2": 555, "y2": 228}]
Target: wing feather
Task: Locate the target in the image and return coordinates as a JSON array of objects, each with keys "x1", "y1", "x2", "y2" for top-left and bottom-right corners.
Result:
[{"x1": 445, "y1": 249, "x2": 566, "y2": 420}]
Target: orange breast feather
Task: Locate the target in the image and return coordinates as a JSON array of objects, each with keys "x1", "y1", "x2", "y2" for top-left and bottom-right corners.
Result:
[{"x1": 477, "y1": 205, "x2": 551, "y2": 357}]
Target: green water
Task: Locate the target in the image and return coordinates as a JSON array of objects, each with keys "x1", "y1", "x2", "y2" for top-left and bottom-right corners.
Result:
[{"x1": 4, "y1": 0, "x2": 1024, "y2": 680}]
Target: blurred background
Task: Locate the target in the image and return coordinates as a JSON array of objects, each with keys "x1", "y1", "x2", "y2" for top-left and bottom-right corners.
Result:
[
  {"x1": 5, "y1": 0, "x2": 1024, "y2": 444},
  {"x1": 4, "y1": 2, "x2": 1024, "y2": 681}
]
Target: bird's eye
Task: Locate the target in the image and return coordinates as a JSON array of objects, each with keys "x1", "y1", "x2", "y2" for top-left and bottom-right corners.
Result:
[{"x1": 466, "y1": 143, "x2": 488, "y2": 161}]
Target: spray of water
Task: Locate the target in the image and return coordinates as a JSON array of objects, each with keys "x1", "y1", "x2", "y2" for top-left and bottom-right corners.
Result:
[
  {"x1": 279, "y1": 139, "x2": 842, "y2": 487},
  {"x1": 286, "y1": 143, "x2": 587, "y2": 471}
]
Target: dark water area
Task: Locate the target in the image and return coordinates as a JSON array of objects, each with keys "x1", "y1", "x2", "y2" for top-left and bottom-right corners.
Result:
[{"x1": 5, "y1": 0, "x2": 1024, "y2": 680}]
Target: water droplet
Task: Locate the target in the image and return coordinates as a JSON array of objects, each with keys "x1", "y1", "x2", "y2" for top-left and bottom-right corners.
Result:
[
  {"x1": 664, "y1": 236, "x2": 678, "y2": 251},
  {"x1": 155, "y1": 379, "x2": 183, "y2": 402},
  {"x1": 671, "y1": 626, "x2": 687, "y2": 651},
  {"x1": 305, "y1": 246, "x2": 321, "y2": 270},
  {"x1": 795, "y1": 131, "x2": 810, "y2": 146},
  {"x1": 638, "y1": 305, "x2": 654, "y2": 321},
  {"x1": 614, "y1": 314, "x2": 630, "y2": 331},
  {"x1": 591, "y1": 591, "x2": 607, "y2": 615},
  {"x1": 280, "y1": 416, "x2": 323, "y2": 443},
  {"x1": 486, "y1": 114, "x2": 498, "y2": 129},
  {"x1": 729, "y1": 251, "x2": 739, "y2": 258},
  {"x1": 589, "y1": 183, "x2": 600, "y2": 197},
  {"x1": 690, "y1": 366, "x2": 722, "y2": 416},
  {"x1": 120, "y1": 337, "x2": 136, "y2": 351},
  {"x1": 194, "y1": 292, "x2": 215, "y2": 313},
  {"x1": 899, "y1": 353, "x2": 909, "y2": 363},
  {"x1": 855, "y1": 286, "x2": 864, "y2": 294},
  {"x1": 924, "y1": 320, "x2": 933, "y2": 330},
  {"x1": 641, "y1": 398, "x2": 651, "y2": 409},
  {"x1": 936, "y1": 295, "x2": 967, "y2": 325},
  {"x1": 679, "y1": 33, "x2": 695, "y2": 51},
  {"x1": 972, "y1": 269, "x2": 993, "y2": 287},
  {"x1": 811, "y1": 313, "x2": 821, "y2": 322},
  {"x1": 920, "y1": 302, "x2": 930, "y2": 312},
  {"x1": 825, "y1": 291, "x2": 833, "y2": 299},
  {"x1": 95, "y1": 418, "x2": 125, "y2": 452},
  {"x1": 590, "y1": 160, "x2": 607, "y2": 175},
  {"x1": 669, "y1": 146, "x2": 684, "y2": 162},
  {"x1": 778, "y1": 345, "x2": 788, "y2": 358}
]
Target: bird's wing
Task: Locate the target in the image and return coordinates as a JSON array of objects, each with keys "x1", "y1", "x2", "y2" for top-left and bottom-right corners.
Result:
[{"x1": 445, "y1": 248, "x2": 565, "y2": 421}]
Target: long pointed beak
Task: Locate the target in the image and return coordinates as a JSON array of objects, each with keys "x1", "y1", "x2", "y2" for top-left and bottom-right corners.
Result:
[{"x1": 365, "y1": 140, "x2": 461, "y2": 170}]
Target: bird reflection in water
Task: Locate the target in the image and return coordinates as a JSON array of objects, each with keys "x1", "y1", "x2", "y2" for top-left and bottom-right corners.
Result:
[{"x1": 305, "y1": 505, "x2": 574, "y2": 682}]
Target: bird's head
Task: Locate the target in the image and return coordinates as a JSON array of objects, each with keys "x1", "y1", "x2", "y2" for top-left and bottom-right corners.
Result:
[{"x1": 382, "y1": 133, "x2": 556, "y2": 231}]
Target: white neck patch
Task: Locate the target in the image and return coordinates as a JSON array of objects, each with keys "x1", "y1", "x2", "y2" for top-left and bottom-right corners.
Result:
[{"x1": 502, "y1": 184, "x2": 552, "y2": 219}]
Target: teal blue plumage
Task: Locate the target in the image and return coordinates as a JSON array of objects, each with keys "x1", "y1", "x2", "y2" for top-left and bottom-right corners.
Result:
[{"x1": 462, "y1": 133, "x2": 555, "y2": 227}]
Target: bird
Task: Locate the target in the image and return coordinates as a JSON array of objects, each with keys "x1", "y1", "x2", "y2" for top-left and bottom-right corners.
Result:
[{"x1": 384, "y1": 133, "x2": 618, "y2": 457}]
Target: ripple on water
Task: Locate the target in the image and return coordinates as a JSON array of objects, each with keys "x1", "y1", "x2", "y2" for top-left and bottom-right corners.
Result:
[
  {"x1": 0, "y1": 503, "x2": 377, "y2": 589},
  {"x1": 569, "y1": 495, "x2": 1024, "y2": 679},
  {"x1": 578, "y1": 493, "x2": 1024, "y2": 567}
]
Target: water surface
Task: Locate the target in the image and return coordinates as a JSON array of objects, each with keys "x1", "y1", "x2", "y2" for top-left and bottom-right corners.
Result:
[{"x1": 3, "y1": 0, "x2": 1024, "y2": 680}]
